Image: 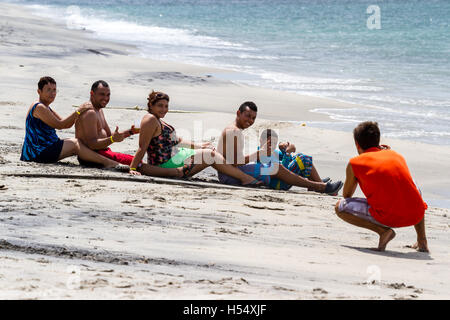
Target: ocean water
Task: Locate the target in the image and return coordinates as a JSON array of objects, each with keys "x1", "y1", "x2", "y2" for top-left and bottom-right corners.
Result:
[{"x1": 8, "y1": 0, "x2": 450, "y2": 145}]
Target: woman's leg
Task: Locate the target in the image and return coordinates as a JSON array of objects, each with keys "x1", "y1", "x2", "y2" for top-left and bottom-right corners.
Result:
[
  {"x1": 58, "y1": 138, "x2": 118, "y2": 168},
  {"x1": 138, "y1": 163, "x2": 182, "y2": 178}
]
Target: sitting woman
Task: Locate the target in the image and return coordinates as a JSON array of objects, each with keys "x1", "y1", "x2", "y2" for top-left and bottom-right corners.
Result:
[
  {"x1": 128, "y1": 90, "x2": 260, "y2": 186},
  {"x1": 20, "y1": 76, "x2": 123, "y2": 169}
]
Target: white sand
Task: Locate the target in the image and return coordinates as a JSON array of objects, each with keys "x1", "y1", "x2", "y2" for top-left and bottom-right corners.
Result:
[{"x1": 0, "y1": 2, "x2": 449, "y2": 300}]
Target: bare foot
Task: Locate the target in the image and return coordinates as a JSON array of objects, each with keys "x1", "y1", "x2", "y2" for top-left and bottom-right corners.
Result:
[
  {"x1": 104, "y1": 161, "x2": 120, "y2": 169},
  {"x1": 374, "y1": 229, "x2": 396, "y2": 252},
  {"x1": 409, "y1": 240, "x2": 429, "y2": 253},
  {"x1": 104, "y1": 164, "x2": 130, "y2": 172},
  {"x1": 175, "y1": 167, "x2": 184, "y2": 178}
]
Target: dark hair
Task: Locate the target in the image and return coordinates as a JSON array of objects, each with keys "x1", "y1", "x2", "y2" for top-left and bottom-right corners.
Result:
[
  {"x1": 260, "y1": 128, "x2": 278, "y2": 143},
  {"x1": 239, "y1": 101, "x2": 257, "y2": 113},
  {"x1": 353, "y1": 121, "x2": 380, "y2": 150},
  {"x1": 91, "y1": 80, "x2": 109, "y2": 92},
  {"x1": 147, "y1": 90, "x2": 170, "y2": 112},
  {"x1": 38, "y1": 76, "x2": 56, "y2": 91}
]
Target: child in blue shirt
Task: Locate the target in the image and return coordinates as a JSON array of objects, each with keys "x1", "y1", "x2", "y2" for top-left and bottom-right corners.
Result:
[{"x1": 258, "y1": 129, "x2": 331, "y2": 190}]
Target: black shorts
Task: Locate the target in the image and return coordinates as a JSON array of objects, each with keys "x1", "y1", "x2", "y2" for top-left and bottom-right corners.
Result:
[{"x1": 35, "y1": 139, "x2": 64, "y2": 163}]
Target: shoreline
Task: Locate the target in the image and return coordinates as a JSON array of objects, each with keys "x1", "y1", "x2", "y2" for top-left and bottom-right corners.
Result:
[
  {"x1": 0, "y1": 1, "x2": 449, "y2": 300},
  {"x1": 4, "y1": 2, "x2": 375, "y2": 121},
  {"x1": 15, "y1": 1, "x2": 450, "y2": 147}
]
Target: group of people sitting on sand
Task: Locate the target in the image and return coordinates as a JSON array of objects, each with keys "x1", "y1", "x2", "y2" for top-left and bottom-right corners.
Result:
[
  {"x1": 19, "y1": 76, "x2": 429, "y2": 252},
  {"x1": 22, "y1": 76, "x2": 343, "y2": 193}
]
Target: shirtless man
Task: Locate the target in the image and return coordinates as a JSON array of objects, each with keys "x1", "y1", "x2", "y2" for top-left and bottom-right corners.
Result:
[
  {"x1": 75, "y1": 80, "x2": 135, "y2": 166},
  {"x1": 216, "y1": 101, "x2": 343, "y2": 195}
]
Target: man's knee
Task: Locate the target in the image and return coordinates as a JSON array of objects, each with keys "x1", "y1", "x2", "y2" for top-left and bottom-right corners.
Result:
[
  {"x1": 67, "y1": 138, "x2": 80, "y2": 153},
  {"x1": 206, "y1": 149, "x2": 223, "y2": 165},
  {"x1": 335, "y1": 200, "x2": 342, "y2": 214},
  {"x1": 273, "y1": 164, "x2": 286, "y2": 176},
  {"x1": 208, "y1": 149, "x2": 216, "y2": 158},
  {"x1": 334, "y1": 200, "x2": 353, "y2": 221},
  {"x1": 335, "y1": 200, "x2": 351, "y2": 219}
]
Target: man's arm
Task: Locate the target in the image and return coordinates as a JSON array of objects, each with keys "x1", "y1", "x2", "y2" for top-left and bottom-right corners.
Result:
[
  {"x1": 343, "y1": 162, "x2": 358, "y2": 198},
  {"x1": 245, "y1": 137, "x2": 276, "y2": 164},
  {"x1": 78, "y1": 110, "x2": 125, "y2": 150},
  {"x1": 245, "y1": 149, "x2": 261, "y2": 164},
  {"x1": 33, "y1": 104, "x2": 74, "y2": 129},
  {"x1": 33, "y1": 104, "x2": 91, "y2": 129},
  {"x1": 220, "y1": 127, "x2": 269, "y2": 165},
  {"x1": 49, "y1": 109, "x2": 63, "y2": 121}
]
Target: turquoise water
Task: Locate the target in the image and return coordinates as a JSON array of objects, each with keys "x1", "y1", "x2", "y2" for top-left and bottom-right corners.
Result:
[{"x1": 8, "y1": 0, "x2": 450, "y2": 145}]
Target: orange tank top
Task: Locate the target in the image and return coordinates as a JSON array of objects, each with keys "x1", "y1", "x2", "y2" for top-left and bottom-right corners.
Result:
[{"x1": 350, "y1": 147, "x2": 427, "y2": 227}]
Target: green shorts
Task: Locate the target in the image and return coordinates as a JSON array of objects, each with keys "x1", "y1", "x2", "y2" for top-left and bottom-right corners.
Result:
[{"x1": 159, "y1": 147, "x2": 196, "y2": 168}]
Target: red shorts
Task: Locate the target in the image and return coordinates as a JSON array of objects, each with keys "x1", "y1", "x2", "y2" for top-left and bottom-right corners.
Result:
[
  {"x1": 97, "y1": 148, "x2": 134, "y2": 165},
  {"x1": 78, "y1": 148, "x2": 134, "y2": 167}
]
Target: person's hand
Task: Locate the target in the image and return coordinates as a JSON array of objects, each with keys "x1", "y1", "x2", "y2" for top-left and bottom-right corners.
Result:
[
  {"x1": 278, "y1": 142, "x2": 288, "y2": 151},
  {"x1": 285, "y1": 142, "x2": 296, "y2": 153},
  {"x1": 76, "y1": 102, "x2": 93, "y2": 115},
  {"x1": 130, "y1": 125, "x2": 140, "y2": 134},
  {"x1": 201, "y1": 141, "x2": 215, "y2": 150},
  {"x1": 380, "y1": 144, "x2": 391, "y2": 150},
  {"x1": 129, "y1": 169, "x2": 141, "y2": 176},
  {"x1": 175, "y1": 167, "x2": 184, "y2": 178},
  {"x1": 111, "y1": 126, "x2": 126, "y2": 142},
  {"x1": 279, "y1": 141, "x2": 295, "y2": 153},
  {"x1": 122, "y1": 129, "x2": 132, "y2": 138},
  {"x1": 123, "y1": 125, "x2": 139, "y2": 138}
]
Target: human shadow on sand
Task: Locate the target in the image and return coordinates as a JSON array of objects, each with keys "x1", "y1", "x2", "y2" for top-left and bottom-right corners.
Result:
[{"x1": 342, "y1": 245, "x2": 433, "y2": 261}]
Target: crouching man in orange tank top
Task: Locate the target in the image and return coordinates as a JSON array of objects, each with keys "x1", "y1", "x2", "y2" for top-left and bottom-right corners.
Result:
[{"x1": 335, "y1": 121, "x2": 429, "y2": 252}]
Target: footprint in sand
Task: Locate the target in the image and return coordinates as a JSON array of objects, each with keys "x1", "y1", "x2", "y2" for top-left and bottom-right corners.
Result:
[
  {"x1": 312, "y1": 288, "x2": 328, "y2": 295},
  {"x1": 0, "y1": 101, "x2": 19, "y2": 106}
]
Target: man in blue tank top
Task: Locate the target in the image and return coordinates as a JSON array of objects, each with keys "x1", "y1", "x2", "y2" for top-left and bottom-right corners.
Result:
[{"x1": 20, "y1": 76, "x2": 124, "y2": 169}]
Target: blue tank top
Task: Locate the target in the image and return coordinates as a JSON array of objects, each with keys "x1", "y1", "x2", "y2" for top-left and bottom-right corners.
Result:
[{"x1": 20, "y1": 103, "x2": 60, "y2": 161}]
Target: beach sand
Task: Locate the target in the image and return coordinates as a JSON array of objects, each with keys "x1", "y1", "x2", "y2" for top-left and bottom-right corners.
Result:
[{"x1": 0, "y1": 2, "x2": 449, "y2": 300}]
